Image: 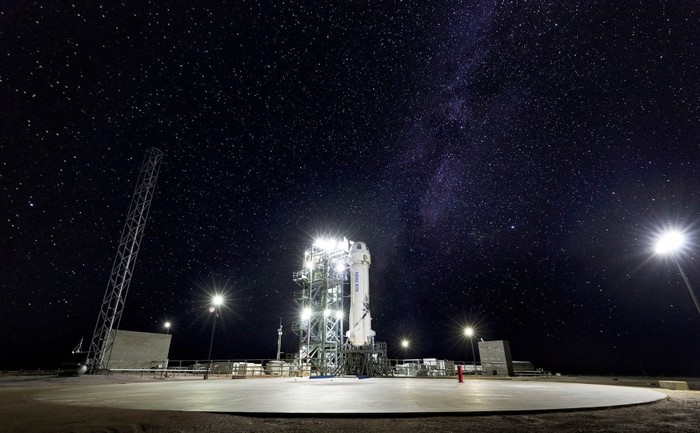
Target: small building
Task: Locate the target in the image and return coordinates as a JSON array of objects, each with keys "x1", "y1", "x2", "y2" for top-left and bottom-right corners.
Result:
[{"x1": 477, "y1": 340, "x2": 514, "y2": 376}]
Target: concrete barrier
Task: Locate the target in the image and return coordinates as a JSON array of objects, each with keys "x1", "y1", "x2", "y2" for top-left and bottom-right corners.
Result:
[{"x1": 658, "y1": 380, "x2": 689, "y2": 390}]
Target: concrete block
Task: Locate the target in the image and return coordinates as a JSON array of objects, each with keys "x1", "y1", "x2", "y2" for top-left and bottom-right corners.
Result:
[
  {"x1": 107, "y1": 330, "x2": 171, "y2": 370},
  {"x1": 658, "y1": 380, "x2": 689, "y2": 390},
  {"x1": 478, "y1": 340, "x2": 514, "y2": 376}
]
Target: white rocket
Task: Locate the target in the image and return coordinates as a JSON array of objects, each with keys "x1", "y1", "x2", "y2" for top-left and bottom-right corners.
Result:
[{"x1": 346, "y1": 241, "x2": 375, "y2": 347}]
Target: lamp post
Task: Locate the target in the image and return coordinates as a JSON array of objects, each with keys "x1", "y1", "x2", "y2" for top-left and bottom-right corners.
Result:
[
  {"x1": 204, "y1": 294, "x2": 224, "y2": 380},
  {"x1": 400, "y1": 339, "x2": 410, "y2": 376},
  {"x1": 654, "y1": 230, "x2": 700, "y2": 315},
  {"x1": 401, "y1": 339, "x2": 410, "y2": 361},
  {"x1": 464, "y1": 327, "x2": 476, "y2": 375},
  {"x1": 164, "y1": 322, "x2": 171, "y2": 334}
]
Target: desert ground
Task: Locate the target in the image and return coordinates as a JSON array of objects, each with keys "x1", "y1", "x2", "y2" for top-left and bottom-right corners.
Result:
[{"x1": 1, "y1": 374, "x2": 699, "y2": 433}]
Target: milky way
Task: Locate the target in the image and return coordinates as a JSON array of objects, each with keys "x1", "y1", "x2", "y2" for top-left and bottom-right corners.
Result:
[{"x1": 2, "y1": 1, "x2": 698, "y2": 375}]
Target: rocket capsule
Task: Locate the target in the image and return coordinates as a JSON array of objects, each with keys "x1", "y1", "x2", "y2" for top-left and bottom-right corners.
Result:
[{"x1": 350, "y1": 241, "x2": 371, "y2": 265}]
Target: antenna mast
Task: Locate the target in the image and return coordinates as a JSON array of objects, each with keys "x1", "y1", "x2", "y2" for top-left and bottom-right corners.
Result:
[
  {"x1": 276, "y1": 318, "x2": 283, "y2": 360},
  {"x1": 86, "y1": 147, "x2": 163, "y2": 373}
]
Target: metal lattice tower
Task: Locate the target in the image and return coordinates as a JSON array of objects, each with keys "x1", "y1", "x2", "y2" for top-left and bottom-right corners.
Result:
[
  {"x1": 292, "y1": 239, "x2": 349, "y2": 375},
  {"x1": 86, "y1": 147, "x2": 163, "y2": 373}
]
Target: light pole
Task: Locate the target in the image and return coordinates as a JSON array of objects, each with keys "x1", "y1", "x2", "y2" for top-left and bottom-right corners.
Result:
[
  {"x1": 464, "y1": 327, "x2": 476, "y2": 375},
  {"x1": 205, "y1": 294, "x2": 224, "y2": 380},
  {"x1": 401, "y1": 339, "x2": 410, "y2": 361},
  {"x1": 654, "y1": 230, "x2": 700, "y2": 315},
  {"x1": 400, "y1": 339, "x2": 410, "y2": 376},
  {"x1": 164, "y1": 322, "x2": 171, "y2": 334}
]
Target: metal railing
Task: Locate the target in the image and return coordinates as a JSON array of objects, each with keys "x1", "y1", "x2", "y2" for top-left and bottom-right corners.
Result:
[
  {"x1": 133, "y1": 358, "x2": 484, "y2": 378},
  {"x1": 388, "y1": 359, "x2": 482, "y2": 377},
  {"x1": 2, "y1": 359, "x2": 490, "y2": 379},
  {"x1": 159, "y1": 359, "x2": 309, "y2": 378}
]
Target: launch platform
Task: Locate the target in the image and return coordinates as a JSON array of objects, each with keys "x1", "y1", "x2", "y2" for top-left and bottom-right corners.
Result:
[{"x1": 35, "y1": 377, "x2": 666, "y2": 416}]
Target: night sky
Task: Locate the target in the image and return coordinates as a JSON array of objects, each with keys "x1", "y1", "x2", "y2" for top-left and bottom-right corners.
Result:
[{"x1": 2, "y1": 2, "x2": 699, "y2": 376}]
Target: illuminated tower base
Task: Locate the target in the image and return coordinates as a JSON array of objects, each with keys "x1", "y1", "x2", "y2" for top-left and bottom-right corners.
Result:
[
  {"x1": 292, "y1": 239, "x2": 348, "y2": 375},
  {"x1": 338, "y1": 341, "x2": 391, "y2": 377}
]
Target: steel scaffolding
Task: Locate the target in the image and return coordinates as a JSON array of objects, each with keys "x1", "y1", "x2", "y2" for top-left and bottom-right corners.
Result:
[{"x1": 292, "y1": 240, "x2": 349, "y2": 375}]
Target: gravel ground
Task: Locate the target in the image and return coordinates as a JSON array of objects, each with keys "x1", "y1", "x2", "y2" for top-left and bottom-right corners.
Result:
[{"x1": 1, "y1": 374, "x2": 699, "y2": 433}]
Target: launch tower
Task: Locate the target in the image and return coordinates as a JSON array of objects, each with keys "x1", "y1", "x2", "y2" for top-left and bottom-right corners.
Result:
[
  {"x1": 292, "y1": 238, "x2": 348, "y2": 375},
  {"x1": 293, "y1": 238, "x2": 389, "y2": 376}
]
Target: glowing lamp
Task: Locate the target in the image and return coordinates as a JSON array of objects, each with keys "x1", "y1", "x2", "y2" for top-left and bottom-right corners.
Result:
[{"x1": 655, "y1": 230, "x2": 685, "y2": 255}]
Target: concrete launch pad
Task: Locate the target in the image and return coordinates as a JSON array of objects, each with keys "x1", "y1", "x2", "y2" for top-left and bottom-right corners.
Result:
[{"x1": 34, "y1": 377, "x2": 666, "y2": 416}]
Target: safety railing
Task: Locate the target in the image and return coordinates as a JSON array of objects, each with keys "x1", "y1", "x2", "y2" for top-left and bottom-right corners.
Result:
[{"x1": 387, "y1": 359, "x2": 482, "y2": 377}]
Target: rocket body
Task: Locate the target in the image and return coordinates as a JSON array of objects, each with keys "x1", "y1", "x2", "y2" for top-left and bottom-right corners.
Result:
[{"x1": 346, "y1": 241, "x2": 375, "y2": 346}]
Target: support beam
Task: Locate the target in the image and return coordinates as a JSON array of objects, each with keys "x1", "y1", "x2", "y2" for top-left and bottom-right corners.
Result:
[{"x1": 86, "y1": 147, "x2": 163, "y2": 373}]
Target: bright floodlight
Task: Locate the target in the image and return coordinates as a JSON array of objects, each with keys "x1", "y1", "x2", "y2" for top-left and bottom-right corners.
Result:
[
  {"x1": 164, "y1": 321, "x2": 171, "y2": 329},
  {"x1": 314, "y1": 237, "x2": 345, "y2": 251},
  {"x1": 655, "y1": 230, "x2": 685, "y2": 255},
  {"x1": 301, "y1": 307, "x2": 312, "y2": 321},
  {"x1": 314, "y1": 238, "x2": 334, "y2": 251},
  {"x1": 212, "y1": 294, "x2": 224, "y2": 306},
  {"x1": 335, "y1": 310, "x2": 344, "y2": 320},
  {"x1": 464, "y1": 327, "x2": 474, "y2": 337},
  {"x1": 652, "y1": 228, "x2": 700, "y2": 316},
  {"x1": 401, "y1": 339, "x2": 409, "y2": 348}
]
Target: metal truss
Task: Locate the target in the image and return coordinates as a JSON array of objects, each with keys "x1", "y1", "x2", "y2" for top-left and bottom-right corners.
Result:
[
  {"x1": 86, "y1": 147, "x2": 163, "y2": 373},
  {"x1": 293, "y1": 241, "x2": 348, "y2": 375}
]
